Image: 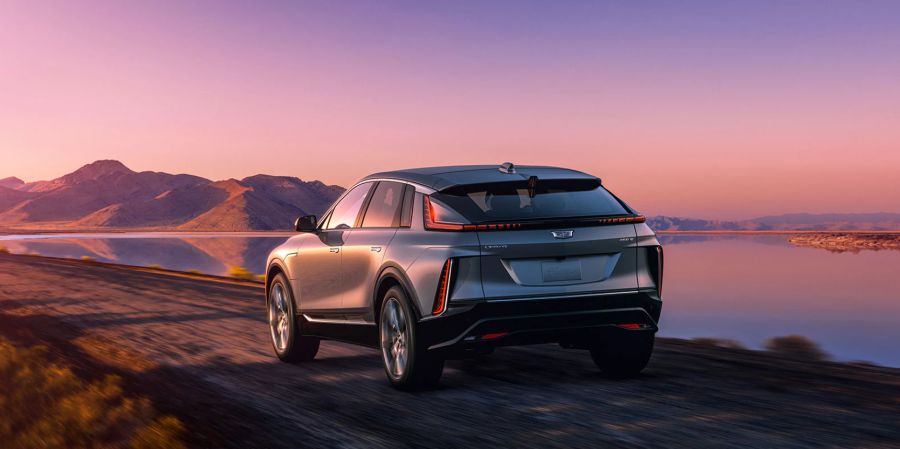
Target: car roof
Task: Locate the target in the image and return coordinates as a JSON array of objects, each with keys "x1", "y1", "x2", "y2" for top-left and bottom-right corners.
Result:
[{"x1": 361, "y1": 164, "x2": 598, "y2": 190}]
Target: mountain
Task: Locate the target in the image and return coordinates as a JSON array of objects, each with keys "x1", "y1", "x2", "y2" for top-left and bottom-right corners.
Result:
[
  {"x1": 648, "y1": 214, "x2": 900, "y2": 231},
  {"x1": 0, "y1": 160, "x2": 344, "y2": 231},
  {"x1": 750, "y1": 213, "x2": 900, "y2": 225},
  {"x1": 0, "y1": 177, "x2": 24, "y2": 189}
]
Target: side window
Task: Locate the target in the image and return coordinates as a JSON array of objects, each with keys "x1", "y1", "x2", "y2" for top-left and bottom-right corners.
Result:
[
  {"x1": 326, "y1": 183, "x2": 373, "y2": 230},
  {"x1": 362, "y1": 182, "x2": 405, "y2": 228},
  {"x1": 399, "y1": 186, "x2": 415, "y2": 227}
]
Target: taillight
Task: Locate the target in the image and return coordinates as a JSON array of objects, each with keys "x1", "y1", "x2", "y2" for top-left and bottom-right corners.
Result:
[
  {"x1": 433, "y1": 259, "x2": 453, "y2": 315},
  {"x1": 424, "y1": 195, "x2": 644, "y2": 231},
  {"x1": 598, "y1": 215, "x2": 645, "y2": 225},
  {"x1": 423, "y1": 197, "x2": 466, "y2": 231},
  {"x1": 656, "y1": 246, "x2": 664, "y2": 298}
]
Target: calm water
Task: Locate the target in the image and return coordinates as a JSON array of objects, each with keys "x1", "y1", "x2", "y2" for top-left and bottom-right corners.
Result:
[{"x1": 2, "y1": 234, "x2": 898, "y2": 366}]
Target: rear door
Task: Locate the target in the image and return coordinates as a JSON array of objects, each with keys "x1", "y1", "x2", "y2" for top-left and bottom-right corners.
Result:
[{"x1": 340, "y1": 181, "x2": 406, "y2": 321}]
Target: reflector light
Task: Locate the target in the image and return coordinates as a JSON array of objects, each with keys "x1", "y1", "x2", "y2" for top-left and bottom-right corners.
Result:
[
  {"x1": 482, "y1": 333, "x2": 509, "y2": 340},
  {"x1": 617, "y1": 324, "x2": 653, "y2": 330},
  {"x1": 432, "y1": 259, "x2": 452, "y2": 315}
]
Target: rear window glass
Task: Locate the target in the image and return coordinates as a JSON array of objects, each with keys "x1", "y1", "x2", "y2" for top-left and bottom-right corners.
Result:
[{"x1": 435, "y1": 179, "x2": 628, "y2": 223}]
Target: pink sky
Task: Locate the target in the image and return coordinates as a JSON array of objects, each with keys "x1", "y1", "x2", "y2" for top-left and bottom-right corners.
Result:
[{"x1": 1, "y1": 1, "x2": 898, "y2": 220}]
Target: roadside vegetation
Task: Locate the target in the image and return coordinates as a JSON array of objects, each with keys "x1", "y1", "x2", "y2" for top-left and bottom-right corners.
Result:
[
  {"x1": 693, "y1": 335, "x2": 832, "y2": 361},
  {"x1": 228, "y1": 266, "x2": 263, "y2": 281},
  {"x1": 692, "y1": 337, "x2": 747, "y2": 350},
  {"x1": 0, "y1": 339, "x2": 185, "y2": 449},
  {"x1": 0, "y1": 245, "x2": 9, "y2": 254},
  {"x1": 81, "y1": 256, "x2": 97, "y2": 262},
  {"x1": 764, "y1": 335, "x2": 831, "y2": 361}
]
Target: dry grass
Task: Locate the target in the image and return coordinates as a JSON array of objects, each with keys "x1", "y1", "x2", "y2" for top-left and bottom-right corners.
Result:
[
  {"x1": 184, "y1": 269, "x2": 203, "y2": 275},
  {"x1": 81, "y1": 256, "x2": 97, "y2": 262},
  {"x1": 764, "y1": 335, "x2": 831, "y2": 361},
  {"x1": 145, "y1": 265, "x2": 164, "y2": 270},
  {"x1": 227, "y1": 266, "x2": 257, "y2": 281},
  {"x1": 0, "y1": 339, "x2": 185, "y2": 448},
  {"x1": 0, "y1": 245, "x2": 9, "y2": 254}
]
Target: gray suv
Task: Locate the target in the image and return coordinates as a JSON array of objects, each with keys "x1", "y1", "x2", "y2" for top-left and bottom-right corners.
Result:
[{"x1": 265, "y1": 163, "x2": 663, "y2": 390}]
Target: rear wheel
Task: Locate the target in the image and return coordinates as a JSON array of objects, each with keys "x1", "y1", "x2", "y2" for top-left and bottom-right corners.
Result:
[
  {"x1": 269, "y1": 273, "x2": 319, "y2": 362},
  {"x1": 380, "y1": 286, "x2": 444, "y2": 390},
  {"x1": 590, "y1": 332, "x2": 654, "y2": 377}
]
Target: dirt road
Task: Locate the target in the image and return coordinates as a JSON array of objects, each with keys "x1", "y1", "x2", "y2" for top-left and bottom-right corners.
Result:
[{"x1": 1, "y1": 254, "x2": 899, "y2": 448}]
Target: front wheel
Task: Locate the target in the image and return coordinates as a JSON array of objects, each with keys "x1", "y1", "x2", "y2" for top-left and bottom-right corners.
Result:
[
  {"x1": 590, "y1": 332, "x2": 655, "y2": 377},
  {"x1": 380, "y1": 286, "x2": 444, "y2": 390},
  {"x1": 268, "y1": 273, "x2": 319, "y2": 362}
]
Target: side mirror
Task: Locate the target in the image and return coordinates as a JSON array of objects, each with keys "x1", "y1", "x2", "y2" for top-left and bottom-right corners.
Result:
[{"x1": 294, "y1": 215, "x2": 318, "y2": 233}]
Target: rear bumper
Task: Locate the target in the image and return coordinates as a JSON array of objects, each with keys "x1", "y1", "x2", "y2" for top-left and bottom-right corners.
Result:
[{"x1": 418, "y1": 290, "x2": 662, "y2": 358}]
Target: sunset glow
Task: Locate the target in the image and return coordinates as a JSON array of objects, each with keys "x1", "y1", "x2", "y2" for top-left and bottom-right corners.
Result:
[{"x1": 2, "y1": 1, "x2": 898, "y2": 220}]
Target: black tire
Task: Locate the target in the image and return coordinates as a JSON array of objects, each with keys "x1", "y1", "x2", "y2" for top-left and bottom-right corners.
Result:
[
  {"x1": 380, "y1": 286, "x2": 444, "y2": 391},
  {"x1": 590, "y1": 332, "x2": 654, "y2": 378},
  {"x1": 268, "y1": 273, "x2": 319, "y2": 363}
]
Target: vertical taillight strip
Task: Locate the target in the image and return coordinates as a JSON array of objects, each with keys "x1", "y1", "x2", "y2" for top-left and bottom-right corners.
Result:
[
  {"x1": 656, "y1": 246, "x2": 664, "y2": 298},
  {"x1": 433, "y1": 259, "x2": 453, "y2": 315}
]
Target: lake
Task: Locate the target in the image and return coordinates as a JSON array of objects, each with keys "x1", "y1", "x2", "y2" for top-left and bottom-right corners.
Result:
[{"x1": 1, "y1": 233, "x2": 898, "y2": 366}]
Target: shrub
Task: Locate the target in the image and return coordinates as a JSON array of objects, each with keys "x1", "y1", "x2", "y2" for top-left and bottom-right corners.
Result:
[
  {"x1": 228, "y1": 266, "x2": 257, "y2": 281},
  {"x1": 693, "y1": 337, "x2": 747, "y2": 350},
  {"x1": 0, "y1": 339, "x2": 185, "y2": 448},
  {"x1": 764, "y1": 335, "x2": 830, "y2": 361},
  {"x1": 81, "y1": 256, "x2": 97, "y2": 262},
  {"x1": 145, "y1": 265, "x2": 165, "y2": 270},
  {"x1": 184, "y1": 269, "x2": 203, "y2": 275},
  {"x1": 0, "y1": 245, "x2": 9, "y2": 254}
]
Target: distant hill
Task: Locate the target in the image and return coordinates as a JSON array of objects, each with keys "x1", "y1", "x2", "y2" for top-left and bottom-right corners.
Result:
[
  {"x1": 648, "y1": 214, "x2": 900, "y2": 231},
  {"x1": 0, "y1": 176, "x2": 24, "y2": 189},
  {"x1": 750, "y1": 213, "x2": 900, "y2": 225},
  {"x1": 0, "y1": 160, "x2": 345, "y2": 231}
]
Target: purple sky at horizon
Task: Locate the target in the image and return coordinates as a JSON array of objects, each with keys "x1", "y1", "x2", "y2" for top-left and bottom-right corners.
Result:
[{"x1": 2, "y1": 1, "x2": 899, "y2": 220}]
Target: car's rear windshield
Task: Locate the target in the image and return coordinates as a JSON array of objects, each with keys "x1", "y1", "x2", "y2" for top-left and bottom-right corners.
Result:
[{"x1": 434, "y1": 178, "x2": 630, "y2": 223}]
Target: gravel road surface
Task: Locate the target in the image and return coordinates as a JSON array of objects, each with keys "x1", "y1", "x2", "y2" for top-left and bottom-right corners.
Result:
[{"x1": 1, "y1": 254, "x2": 898, "y2": 448}]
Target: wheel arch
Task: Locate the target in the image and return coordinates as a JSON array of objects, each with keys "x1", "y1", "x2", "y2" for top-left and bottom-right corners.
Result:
[
  {"x1": 265, "y1": 259, "x2": 289, "y2": 307},
  {"x1": 374, "y1": 265, "x2": 422, "y2": 323}
]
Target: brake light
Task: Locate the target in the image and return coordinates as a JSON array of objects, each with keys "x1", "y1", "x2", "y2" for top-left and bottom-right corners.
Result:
[
  {"x1": 656, "y1": 246, "x2": 664, "y2": 298},
  {"x1": 424, "y1": 195, "x2": 644, "y2": 231},
  {"x1": 424, "y1": 197, "x2": 466, "y2": 231},
  {"x1": 599, "y1": 215, "x2": 645, "y2": 225},
  {"x1": 433, "y1": 259, "x2": 453, "y2": 315}
]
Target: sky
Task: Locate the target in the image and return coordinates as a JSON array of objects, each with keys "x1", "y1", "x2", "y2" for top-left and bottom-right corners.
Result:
[{"x1": 1, "y1": 0, "x2": 898, "y2": 220}]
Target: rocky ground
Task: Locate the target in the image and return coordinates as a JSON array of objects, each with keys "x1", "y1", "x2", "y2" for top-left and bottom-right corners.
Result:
[
  {"x1": 1, "y1": 253, "x2": 899, "y2": 448},
  {"x1": 788, "y1": 233, "x2": 900, "y2": 253}
]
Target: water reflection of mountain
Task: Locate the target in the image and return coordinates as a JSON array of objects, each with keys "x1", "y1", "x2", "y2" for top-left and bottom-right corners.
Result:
[
  {"x1": 2, "y1": 237, "x2": 287, "y2": 276},
  {"x1": 657, "y1": 234, "x2": 795, "y2": 248}
]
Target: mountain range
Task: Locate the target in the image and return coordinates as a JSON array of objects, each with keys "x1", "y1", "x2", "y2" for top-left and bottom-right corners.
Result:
[
  {"x1": 0, "y1": 160, "x2": 344, "y2": 231},
  {"x1": 1, "y1": 160, "x2": 897, "y2": 232}
]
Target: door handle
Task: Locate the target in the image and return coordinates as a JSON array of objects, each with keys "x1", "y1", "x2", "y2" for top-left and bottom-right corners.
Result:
[
  {"x1": 329, "y1": 248, "x2": 340, "y2": 253},
  {"x1": 371, "y1": 247, "x2": 382, "y2": 252}
]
